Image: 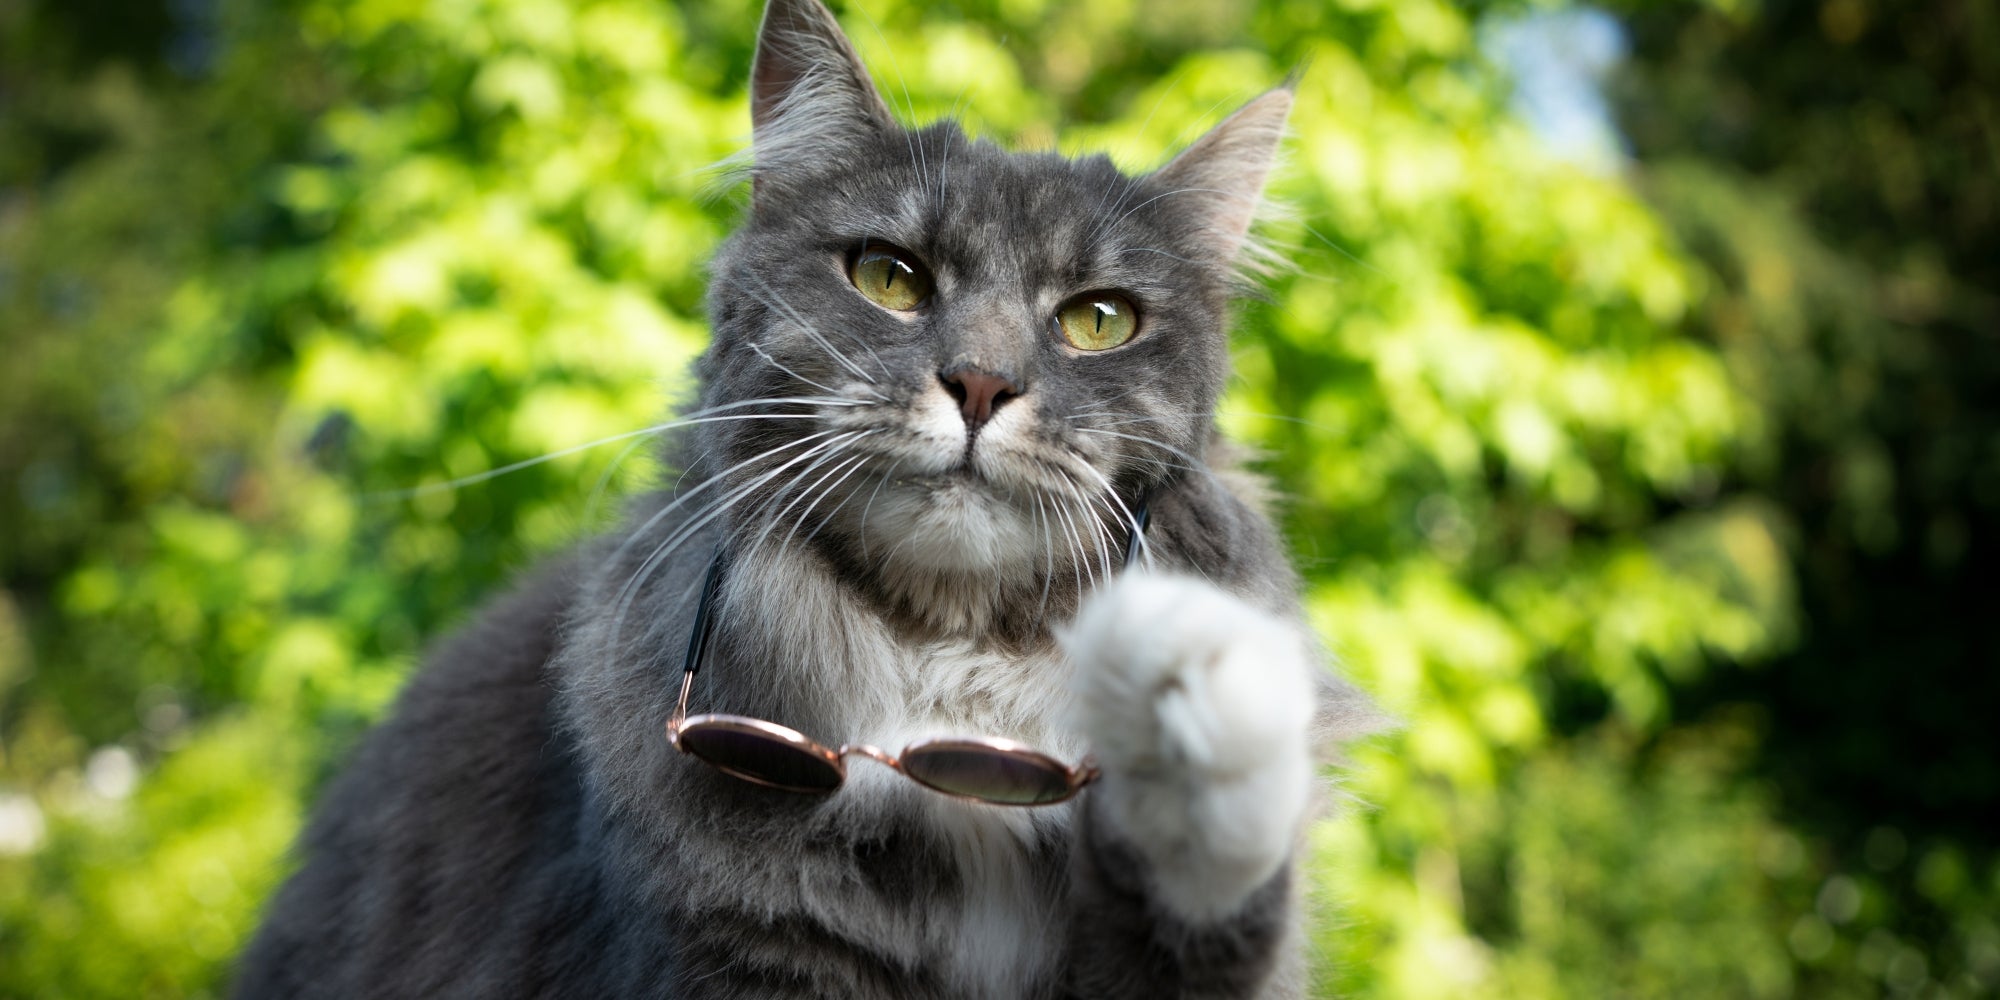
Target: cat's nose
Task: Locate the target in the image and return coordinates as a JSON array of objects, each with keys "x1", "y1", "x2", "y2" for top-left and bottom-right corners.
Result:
[{"x1": 940, "y1": 367, "x2": 1021, "y2": 430}]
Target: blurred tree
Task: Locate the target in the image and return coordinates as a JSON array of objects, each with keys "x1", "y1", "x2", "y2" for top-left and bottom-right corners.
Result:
[
  {"x1": 4, "y1": 0, "x2": 1983, "y2": 997},
  {"x1": 1615, "y1": 0, "x2": 2000, "y2": 993}
]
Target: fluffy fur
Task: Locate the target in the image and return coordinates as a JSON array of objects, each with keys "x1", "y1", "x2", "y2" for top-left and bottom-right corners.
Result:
[{"x1": 234, "y1": 1, "x2": 1379, "y2": 996}]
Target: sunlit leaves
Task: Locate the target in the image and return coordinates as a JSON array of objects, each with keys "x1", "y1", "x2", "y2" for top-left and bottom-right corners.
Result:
[{"x1": 0, "y1": 0, "x2": 1894, "y2": 997}]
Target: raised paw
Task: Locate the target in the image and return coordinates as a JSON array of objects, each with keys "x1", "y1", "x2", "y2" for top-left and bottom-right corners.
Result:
[{"x1": 1064, "y1": 573, "x2": 1317, "y2": 922}]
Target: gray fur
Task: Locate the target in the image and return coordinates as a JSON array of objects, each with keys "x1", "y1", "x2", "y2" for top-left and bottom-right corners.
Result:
[{"x1": 235, "y1": 0, "x2": 1374, "y2": 995}]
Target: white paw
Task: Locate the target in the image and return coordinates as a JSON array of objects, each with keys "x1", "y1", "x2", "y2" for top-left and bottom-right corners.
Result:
[{"x1": 1064, "y1": 573, "x2": 1317, "y2": 922}]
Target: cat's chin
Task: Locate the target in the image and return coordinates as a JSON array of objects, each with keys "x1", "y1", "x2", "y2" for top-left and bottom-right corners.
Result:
[{"x1": 851, "y1": 473, "x2": 1044, "y2": 578}]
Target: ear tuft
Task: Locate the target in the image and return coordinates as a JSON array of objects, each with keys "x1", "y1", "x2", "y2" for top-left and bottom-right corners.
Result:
[{"x1": 1150, "y1": 88, "x2": 1294, "y2": 271}]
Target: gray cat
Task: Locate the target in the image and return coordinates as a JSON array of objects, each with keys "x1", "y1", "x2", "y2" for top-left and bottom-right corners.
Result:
[{"x1": 234, "y1": 0, "x2": 1378, "y2": 995}]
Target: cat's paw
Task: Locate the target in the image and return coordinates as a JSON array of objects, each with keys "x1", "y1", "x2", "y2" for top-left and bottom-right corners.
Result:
[{"x1": 1064, "y1": 573, "x2": 1317, "y2": 923}]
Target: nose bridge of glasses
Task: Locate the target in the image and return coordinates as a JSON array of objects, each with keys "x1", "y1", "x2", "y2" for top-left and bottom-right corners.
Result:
[{"x1": 836, "y1": 743, "x2": 904, "y2": 771}]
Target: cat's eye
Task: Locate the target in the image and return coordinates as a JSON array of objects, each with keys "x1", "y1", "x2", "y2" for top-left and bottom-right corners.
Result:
[
  {"x1": 1054, "y1": 293, "x2": 1139, "y2": 351},
  {"x1": 848, "y1": 243, "x2": 932, "y2": 312}
]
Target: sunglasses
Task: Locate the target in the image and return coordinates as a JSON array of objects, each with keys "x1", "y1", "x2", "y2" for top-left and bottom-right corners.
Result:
[{"x1": 665, "y1": 500, "x2": 1149, "y2": 807}]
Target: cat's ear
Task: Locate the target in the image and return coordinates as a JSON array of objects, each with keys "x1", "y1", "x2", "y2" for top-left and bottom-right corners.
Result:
[
  {"x1": 750, "y1": 0, "x2": 896, "y2": 185},
  {"x1": 1150, "y1": 86, "x2": 1293, "y2": 266}
]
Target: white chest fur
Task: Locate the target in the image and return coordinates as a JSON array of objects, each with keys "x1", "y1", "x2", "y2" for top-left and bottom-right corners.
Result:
[
  {"x1": 837, "y1": 643, "x2": 1081, "y2": 999},
  {"x1": 728, "y1": 551, "x2": 1082, "y2": 995}
]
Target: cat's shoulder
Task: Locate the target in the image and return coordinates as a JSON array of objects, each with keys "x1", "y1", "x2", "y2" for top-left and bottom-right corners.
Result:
[
  {"x1": 236, "y1": 556, "x2": 596, "y2": 997},
  {"x1": 303, "y1": 552, "x2": 589, "y2": 842}
]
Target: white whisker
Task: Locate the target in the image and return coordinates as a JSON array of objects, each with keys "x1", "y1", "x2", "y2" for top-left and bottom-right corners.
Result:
[
  {"x1": 610, "y1": 431, "x2": 867, "y2": 644},
  {"x1": 1072, "y1": 427, "x2": 1213, "y2": 478},
  {"x1": 365, "y1": 397, "x2": 859, "y2": 502},
  {"x1": 781, "y1": 452, "x2": 873, "y2": 555},
  {"x1": 742, "y1": 270, "x2": 881, "y2": 384}
]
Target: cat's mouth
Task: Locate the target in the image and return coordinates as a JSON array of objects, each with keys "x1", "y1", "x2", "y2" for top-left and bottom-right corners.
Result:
[{"x1": 896, "y1": 462, "x2": 986, "y2": 490}]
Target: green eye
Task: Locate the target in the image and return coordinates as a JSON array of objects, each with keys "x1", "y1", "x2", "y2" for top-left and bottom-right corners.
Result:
[
  {"x1": 848, "y1": 244, "x2": 931, "y2": 311},
  {"x1": 1055, "y1": 293, "x2": 1139, "y2": 351}
]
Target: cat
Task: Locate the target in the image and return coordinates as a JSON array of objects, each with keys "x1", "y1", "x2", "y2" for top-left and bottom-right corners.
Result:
[{"x1": 233, "y1": 0, "x2": 1379, "y2": 996}]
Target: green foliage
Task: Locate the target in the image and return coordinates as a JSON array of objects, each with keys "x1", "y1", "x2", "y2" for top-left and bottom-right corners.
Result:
[
  {"x1": 1606, "y1": 1, "x2": 2000, "y2": 995},
  {"x1": 1, "y1": 0, "x2": 1985, "y2": 997}
]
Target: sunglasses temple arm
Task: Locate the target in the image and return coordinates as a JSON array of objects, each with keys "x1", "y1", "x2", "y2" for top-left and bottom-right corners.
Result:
[
  {"x1": 669, "y1": 671, "x2": 696, "y2": 735},
  {"x1": 683, "y1": 548, "x2": 726, "y2": 677},
  {"x1": 672, "y1": 548, "x2": 728, "y2": 734}
]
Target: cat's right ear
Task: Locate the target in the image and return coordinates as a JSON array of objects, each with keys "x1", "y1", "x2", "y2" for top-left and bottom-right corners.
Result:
[{"x1": 749, "y1": 0, "x2": 896, "y2": 198}]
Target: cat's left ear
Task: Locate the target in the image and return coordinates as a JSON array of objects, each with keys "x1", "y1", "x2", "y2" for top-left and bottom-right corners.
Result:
[
  {"x1": 1150, "y1": 85, "x2": 1293, "y2": 265},
  {"x1": 749, "y1": 0, "x2": 896, "y2": 192}
]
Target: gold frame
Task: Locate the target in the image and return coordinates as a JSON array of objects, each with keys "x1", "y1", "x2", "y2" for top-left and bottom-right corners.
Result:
[
  {"x1": 664, "y1": 499, "x2": 1141, "y2": 806},
  {"x1": 666, "y1": 671, "x2": 1099, "y2": 804}
]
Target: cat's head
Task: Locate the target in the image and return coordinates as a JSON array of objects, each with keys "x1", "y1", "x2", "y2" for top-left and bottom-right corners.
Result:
[{"x1": 692, "y1": 0, "x2": 1288, "y2": 630}]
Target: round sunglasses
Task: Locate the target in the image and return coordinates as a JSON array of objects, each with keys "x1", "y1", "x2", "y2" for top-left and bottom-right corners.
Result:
[{"x1": 664, "y1": 500, "x2": 1149, "y2": 807}]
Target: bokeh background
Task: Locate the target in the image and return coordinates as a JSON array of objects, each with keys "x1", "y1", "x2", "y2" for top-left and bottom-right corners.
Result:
[{"x1": 2, "y1": 0, "x2": 1994, "y2": 995}]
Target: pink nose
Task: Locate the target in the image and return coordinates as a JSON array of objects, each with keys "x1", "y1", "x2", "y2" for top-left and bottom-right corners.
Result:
[{"x1": 942, "y1": 368, "x2": 1020, "y2": 429}]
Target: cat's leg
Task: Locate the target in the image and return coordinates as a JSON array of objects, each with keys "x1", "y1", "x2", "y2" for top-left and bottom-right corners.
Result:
[{"x1": 1061, "y1": 573, "x2": 1317, "y2": 997}]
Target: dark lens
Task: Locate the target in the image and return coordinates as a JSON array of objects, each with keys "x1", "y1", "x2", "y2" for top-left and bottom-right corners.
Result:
[
  {"x1": 679, "y1": 725, "x2": 843, "y2": 794},
  {"x1": 901, "y1": 742, "x2": 1076, "y2": 805}
]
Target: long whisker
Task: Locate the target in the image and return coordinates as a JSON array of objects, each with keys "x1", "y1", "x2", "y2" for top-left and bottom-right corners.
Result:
[
  {"x1": 854, "y1": 456, "x2": 906, "y2": 563},
  {"x1": 611, "y1": 431, "x2": 866, "y2": 644},
  {"x1": 742, "y1": 270, "x2": 882, "y2": 384},
  {"x1": 1061, "y1": 387, "x2": 1150, "y2": 422},
  {"x1": 365, "y1": 396, "x2": 857, "y2": 501},
  {"x1": 601, "y1": 427, "x2": 844, "y2": 609},
  {"x1": 747, "y1": 443, "x2": 874, "y2": 559},
  {"x1": 784, "y1": 450, "x2": 872, "y2": 552},
  {"x1": 1300, "y1": 220, "x2": 1387, "y2": 278},
  {"x1": 1113, "y1": 246, "x2": 1204, "y2": 265},
  {"x1": 741, "y1": 449, "x2": 848, "y2": 560},
  {"x1": 1101, "y1": 185, "x2": 1253, "y2": 239},
  {"x1": 1033, "y1": 491, "x2": 1055, "y2": 620},
  {"x1": 805, "y1": 455, "x2": 899, "y2": 549},
  {"x1": 1049, "y1": 489, "x2": 1087, "y2": 598},
  {"x1": 779, "y1": 452, "x2": 874, "y2": 557},
  {"x1": 847, "y1": 1, "x2": 929, "y2": 205},
  {"x1": 1090, "y1": 174, "x2": 1141, "y2": 247},
  {"x1": 1072, "y1": 460, "x2": 1154, "y2": 572},
  {"x1": 746, "y1": 339, "x2": 876, "y2": 399},
  {"x1": 1087, "y1": 96, "x2": 1237, "y2": 247},
  {"x1": 1216, "y1": 408, "x2": 1339, "y2": 432},
  {"x1": 583, "y1": 434, "x2": 659, "y2": 528},
  {"x1": 624, "y1": 430, "x2": 865, "y2": 601},
  {"x1": 654, "y1": 430, "x2": 868, "y2": 568},
  {"x1": 1086, "y1": 414, "x2": 1171, "y2": 431},
  {"x1": 1072, "y1": 427, "x2": 1213, "y2": 478},
  {"x1": 938, "y1": 80, "x2": 974, "y2": 206},
  {"x1": 1055, "y1": 471, "x2": 1115, "y2": 584}
]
